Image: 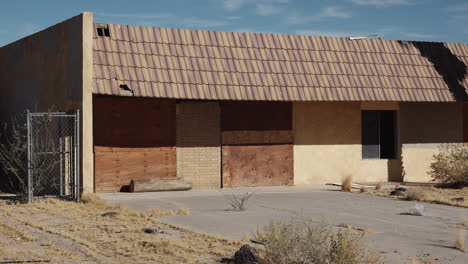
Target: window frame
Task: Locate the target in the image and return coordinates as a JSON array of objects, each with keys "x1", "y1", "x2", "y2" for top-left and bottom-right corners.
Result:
[{"x1": 361, "y1": 110, "x2": 397, "y2": 160}]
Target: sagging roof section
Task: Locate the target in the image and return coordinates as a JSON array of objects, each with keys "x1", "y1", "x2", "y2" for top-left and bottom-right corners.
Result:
[{"x1": 92, "y1": 23, "x2": 468, "y2": 102}]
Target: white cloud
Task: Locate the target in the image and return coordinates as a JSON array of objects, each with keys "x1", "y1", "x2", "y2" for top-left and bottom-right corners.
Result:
[
  {"x1": 321, "y1": 6, "x2": 351, "y2": 18},
  {"x1": 285, "y1": 6, "x2": 351, "y2": 24},
  {"x1": 350, "y1": 0, "x2": 411, "y2": 7},
  {"x1": 256, "y1": 4, "x2": 283, "y2": 16}
]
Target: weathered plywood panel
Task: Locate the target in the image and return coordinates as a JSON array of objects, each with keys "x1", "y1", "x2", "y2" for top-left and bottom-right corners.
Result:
[
  {"x1": 222, "y1": 130, "x2": 293, "y2": 145},
  {"x1": 93, "y1": 96, "x2": 176, "y2": 192},
  {"x1": 222, "y1": 145, "x2": 293, "y2": 187},
  {"x1": 94, "y1": 147, "x2": 176, "y2": 192}
]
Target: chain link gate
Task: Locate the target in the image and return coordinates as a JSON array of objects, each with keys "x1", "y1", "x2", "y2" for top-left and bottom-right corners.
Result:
[{"x1": 27, "y1": 110, "x2": 80, "y2": 203}]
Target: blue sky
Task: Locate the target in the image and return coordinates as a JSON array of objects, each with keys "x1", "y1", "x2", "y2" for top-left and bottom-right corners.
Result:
[{"x1": 1, "y1": 0, "x2": 467, "y2": 46}]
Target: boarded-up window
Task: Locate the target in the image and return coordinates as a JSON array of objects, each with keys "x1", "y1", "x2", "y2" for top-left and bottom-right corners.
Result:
[
  {"x1": 220, "y1": 102, "x2": 293, "y2": 187},
  {"x1": 93, "y1": 96, "x2": 176, "y2": 192},
  {"x1": 362, "y1": 110, "x2": 397, "y2": 159}
]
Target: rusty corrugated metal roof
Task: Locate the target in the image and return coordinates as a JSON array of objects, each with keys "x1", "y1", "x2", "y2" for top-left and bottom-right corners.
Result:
[{"x1": 92, "y1": 23, "x2": 468, "y2": 102}]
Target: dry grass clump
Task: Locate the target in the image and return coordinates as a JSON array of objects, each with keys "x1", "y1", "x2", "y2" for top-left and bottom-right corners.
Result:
[
  {"x1": 338, "y1": 224, "x2": 374, "y2": 236},
  {"x1": 176, "y1": 208, "x2": 190, "y2": 216},
  {"x1": 375, "y1": 183, "x2": 382, "y2": 191},
  {"x1": 253, "y1": 218, "x2": 380, "y2": 264},
  {"x1": 0, "y1": 198, "x2": 240, "y2": 263},
  {"x1": 455, "y1": 229, "x2": 465, "y2": 252},
  {"x1": 80, "y1": 193, "x2": 108, "y2": 208},
  {"x1": 341, "y1": 175, "x2": 352, "y2": 192},
  {"x1": 405, "y1": 188, "x2": 427, "y2": 201}
]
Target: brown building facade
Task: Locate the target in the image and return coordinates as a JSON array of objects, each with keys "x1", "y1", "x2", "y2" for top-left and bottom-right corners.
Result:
[{"x1": 1, "y1": 13, "x2": 467, "y2": 193}]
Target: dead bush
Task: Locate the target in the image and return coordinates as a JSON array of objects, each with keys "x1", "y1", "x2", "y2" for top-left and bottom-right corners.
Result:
[
  {"x1": 0, "y1": 118, "x2": 28, "y2": 199},
  {"x1": 341, "y1": 175, "x2": 352, "y2": 192},
  {"x1": 222, "y1": 191, "x2": 256, "y2": 211},
  {"x1": 430, "y1": 144, "x2": 468, "y2": 187},
  {"x1": 405, "y1": 189, "x2": 427, "y2": 201},
  {"x1": 253, "y1": 218, "x2": 380, "y2": 264}
]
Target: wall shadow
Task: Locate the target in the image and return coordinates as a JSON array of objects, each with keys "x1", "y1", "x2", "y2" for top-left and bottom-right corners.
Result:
[{"x1": 400, "y1": 41, "x2": 468, "y2": 101}]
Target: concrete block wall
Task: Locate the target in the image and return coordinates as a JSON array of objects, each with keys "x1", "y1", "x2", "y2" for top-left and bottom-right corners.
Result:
[{"x1": 176, "y1": 102, "x2": 221, "y2": 189}]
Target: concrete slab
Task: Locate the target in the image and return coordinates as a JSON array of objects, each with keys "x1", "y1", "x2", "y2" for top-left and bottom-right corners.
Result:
[{"x1": 101, "y1": 186, "x2": 468, "y2": 263}]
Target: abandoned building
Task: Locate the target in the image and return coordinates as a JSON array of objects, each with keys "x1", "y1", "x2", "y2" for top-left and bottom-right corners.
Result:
[{"x1": 0, "y1": 13, "x2": 467, "y2": 193}]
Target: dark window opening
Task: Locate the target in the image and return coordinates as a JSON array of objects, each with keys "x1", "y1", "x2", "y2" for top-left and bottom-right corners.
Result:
[
  {"x1": 96, "y1": 24, "x2": 110, "y2": 37},
  {"x1": 362, "y1": 110, "x2": 397, "y2": 159}
]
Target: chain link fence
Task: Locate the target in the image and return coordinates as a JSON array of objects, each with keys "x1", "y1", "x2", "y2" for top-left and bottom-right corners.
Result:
[{"x1": 27, "y1": 111, "x2": 80, "y2": 202}]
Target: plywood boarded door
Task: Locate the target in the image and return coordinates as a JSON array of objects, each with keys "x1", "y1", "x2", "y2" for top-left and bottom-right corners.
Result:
[
  {"x1": 93, "y1": 96, "x2": 176, "y2": 192},
  {"x1": 221, "y1": 102, "x2": 293, "y2": 187}
]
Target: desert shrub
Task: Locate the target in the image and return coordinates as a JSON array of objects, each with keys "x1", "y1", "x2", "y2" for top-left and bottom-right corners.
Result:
[
  {"x1": 253, "y1": 218, "x2": 380, "y2": 264},
  {"x1": 341, "y1": 175, "x2": 352, "y2": 192},
  {"x1": 429, "y1": 144, "x2": 468, "y2": 187},
  {"x1": 0, "y1": 118, "x2": 28, "y2": 198}
]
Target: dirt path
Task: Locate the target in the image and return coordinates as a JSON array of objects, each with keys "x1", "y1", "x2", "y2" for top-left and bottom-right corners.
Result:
[
  {"x1": 0, "y1": 206, "x2": 117, "y2": 264},
  {"x1": 0, "y1": 198, "x2": 241, "y2": 264}
]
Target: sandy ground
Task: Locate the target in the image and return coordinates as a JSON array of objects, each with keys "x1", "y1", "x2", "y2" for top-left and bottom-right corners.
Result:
[
  {"x1": 362, "y1": 185, "x2": 468, "y2": 207},
  {"x1": 0, "y1": 197, "x2": 242, "y2": 264},
  {"x1": 102, "y1": 185, "x2": 468, "y2": 264}
]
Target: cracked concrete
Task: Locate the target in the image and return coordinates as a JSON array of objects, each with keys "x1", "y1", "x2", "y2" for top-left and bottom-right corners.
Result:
[{"x1": 101, "y1": 185, "x2": 468, "y2": 263}]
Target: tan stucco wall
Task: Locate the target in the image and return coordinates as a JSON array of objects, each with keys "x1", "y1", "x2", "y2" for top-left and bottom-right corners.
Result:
[
  {"x1": 81, "y1": 13, "x2": 94, "y2": 193},
  {"x1": 0, "y1": 13, "x2": 94, "y2": 193},
  {"x1": 293, "y1": 102, "x2": 389, "y2": 185},
  {"x1": 400, "y1": 103, "x2": 463, "y2": 182}
]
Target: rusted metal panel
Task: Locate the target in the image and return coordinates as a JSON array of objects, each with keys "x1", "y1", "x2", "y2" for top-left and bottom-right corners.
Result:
[
  {"x1": 220, "y1": 102, "x2": 292, "y2": 131},
  {"x1": 222, "y1": 130, "x2": 293, "y2": 145},
  {"x1": 93, "y1": 95, "x2": 176, "y2": 192},
  {"x1": 222, "y1": 144, "x2": 293, "y2": 187}
]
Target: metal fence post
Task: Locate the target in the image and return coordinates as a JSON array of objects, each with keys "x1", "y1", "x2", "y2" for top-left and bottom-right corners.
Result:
[{"x1": 26, "y1": 110, "x2": 32, "y2": 203}]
